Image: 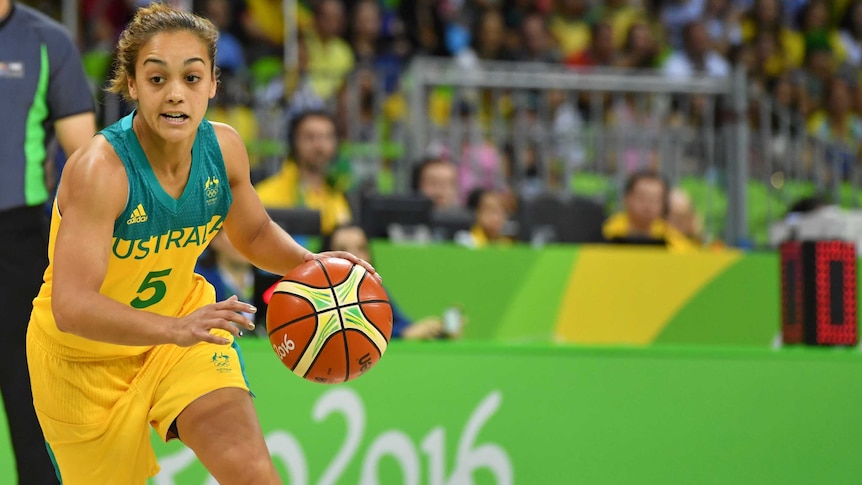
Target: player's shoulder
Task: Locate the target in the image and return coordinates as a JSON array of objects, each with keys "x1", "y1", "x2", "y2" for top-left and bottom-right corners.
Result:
[
  {"x1": 64, "y1": 135, "x2": 127, "y2": 187},
  {"x1": 209, "y1": 120, "x2": 248, "y2": 174},
  {"x1": 209, "y1": 120, "x2": 244, "y2": 148}
]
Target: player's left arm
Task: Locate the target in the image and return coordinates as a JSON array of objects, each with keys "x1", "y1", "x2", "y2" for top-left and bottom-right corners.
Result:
[{"x1": 214, "y1": 123, "x2": 379, "y2": 279}]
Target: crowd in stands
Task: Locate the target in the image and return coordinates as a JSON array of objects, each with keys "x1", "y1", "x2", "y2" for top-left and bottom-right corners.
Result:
[{"x1": 58, "y1": 0, "x2": 862, "y2": 251}]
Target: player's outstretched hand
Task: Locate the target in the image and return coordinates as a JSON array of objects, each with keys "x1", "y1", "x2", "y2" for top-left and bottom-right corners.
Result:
[
  {"x1": 306, "y1": 252, "x2": 382, "y2": 284},
  {"x1": 173, "y1": 295, "x2": 257, "y2": 346}
]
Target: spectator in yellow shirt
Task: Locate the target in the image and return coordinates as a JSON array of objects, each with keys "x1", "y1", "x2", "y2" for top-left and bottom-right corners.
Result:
[
  {"x1": 254, "y1": 110, "x2": 352, "y2": 235},
  {"x1": 602, "y1": 171, "x2": 695, "y2": 251},
  {"x1": 306, "y1": 0, "x2": 355, "y2": 99},
  {"x1": 456, "y1": 189, "x2": 514, "y2": 248}
]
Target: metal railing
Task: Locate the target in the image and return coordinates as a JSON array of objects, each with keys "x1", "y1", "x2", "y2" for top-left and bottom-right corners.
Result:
[
  {"x1": 403, "y1": 57, "x2": 750, "y2": 245},
  {"x1": 747, "y1": 86, "x2": 862, "y2": 246},
  {"x1": 90, "y1": 54, "x2": 862, "y2": 248}
]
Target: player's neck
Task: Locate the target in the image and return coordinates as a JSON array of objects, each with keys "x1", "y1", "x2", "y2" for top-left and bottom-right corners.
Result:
[{"x1": 133, "y1": 114, "x2": 194, "y2": 174}]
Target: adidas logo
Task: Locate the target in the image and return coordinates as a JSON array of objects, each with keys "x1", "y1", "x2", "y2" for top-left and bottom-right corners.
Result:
[{"x1": 127, "y1": 204, "x2": 149, "y2": 225}]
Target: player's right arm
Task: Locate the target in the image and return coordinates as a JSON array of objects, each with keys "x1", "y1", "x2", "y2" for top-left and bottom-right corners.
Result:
[{"x1": 51, "y1": 138, "x2": 254, "y2": 347}]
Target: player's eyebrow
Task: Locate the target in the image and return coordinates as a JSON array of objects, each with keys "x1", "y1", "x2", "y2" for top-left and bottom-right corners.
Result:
[{"x1": 142, "y1": 57, "x2": 206, "y2": 67}]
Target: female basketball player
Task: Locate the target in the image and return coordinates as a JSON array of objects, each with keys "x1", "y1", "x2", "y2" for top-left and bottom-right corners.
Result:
[{"x1": 26, "y1": 4, "x2": 376, "y2": 483}]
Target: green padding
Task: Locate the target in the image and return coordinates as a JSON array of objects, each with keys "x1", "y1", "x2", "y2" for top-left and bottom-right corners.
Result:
[
  {"x1": 570, "y1": 172, "x2": 613, "y2": 202},
  {"x1": 781, "y1": 180, "x2": 816, "y2": 205},
  {"x1": 839, "y1": 183, "x2": 862, "y2": 208},
  {"x1": 107, "y1": 341, "x2": 862, "y2": 484},
  {"x1": 249, "y1": 56, "x2": 283, "y2": 87},
  {"x1": 341, "y1": 141, "x2": 405, "y2": 160},
  {"x1": 656, "y1": 254, "x2": 780, "y2": 346},
  {"x1": 372, "y1": 243, "x2": 539, "y2": 339},
  {"x1": 495, "y1": 246, "x2": 576, "y2": 342},
  {"x1": 747, "y1": 182, "x2": 787, "y2": 246}
]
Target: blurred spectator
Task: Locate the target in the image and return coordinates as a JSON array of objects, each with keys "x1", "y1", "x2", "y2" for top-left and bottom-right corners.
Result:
[
  {"x1": 307, "y1": 0, "x2": 355, "y2": 99},
  {"x1": 412, "y1": 157, "x2": 461, "y2": 210},
  {"x1": 602, "y1": 171, "x2": 694, "y2": 250},
  {"x1": 202, "y1": 0, "x2": 246, "y2": 74},
  {"x1": 747, "y1": 27, "x2": 784, "y2": 81},
  {"x1": 667, "y1": 187, "x2": 705, "y2": 245},
  {"x1": 456, "y1": 189, "x2": 515, "y2": 247},
  {"x1": 255, "y1": 110, "x2": 352, "y2": 235},
  {"x1": 460, "y1": 7, "x2": 513, "y2": 63},
  {"x1": 348, "y1": 0, "x2": 410, "y2": 85},
  {"x1": 503, "y1": 0, "x2": 549, "y2": 43},
  {"x1": 549, "y1": 0, "x2": 591, "y2": 58},
  {"x1": 616, "y1": 21, "x2": 662, "y2": 68},
  {"x1": 242, "y1": 0, "x2": 287, "y2": 61},
  {"x1": 455, "y1": 102, "x2": 508, "y2": 202},
  {"x1": 855, "y1": 80, "x2": 862, "y2": 117},
  {"x1": 399, "y1": 0, "x2": 448, "y2": 56},
  {"x1": 662, "y1": 20, "x2": 730, "y2": 78},
  {"x1": 566, "y1": 21, "x2": 617, "y2": 68},
  {"x1": 660, "y1": 0, "x2": 706, "y2": 50},
  {"x1": 513, "y1": 12, "x2": 562, "y2": 63},
  {"x1": 322, "y1": 224, "x2": 460, "y2": 339},
  {"x1": 503, "y1": 141, "x2": 548, "y2": 196},
  {"x1": 702, "y1": 0, "x2": 742, "y2": 58},
  {"x1": 839, "y1": 1, "x2": 862, "y2": 67},
  {"x1": 80, "y1": 0, "x2": 133, "y2": 48},
  {"x1": 336, "y1": 66, "x2": 378, "y2": 142},
  {"x1": 350, "y1": 0, "x2": 385, "y2": 64},
  {"x1": 546, "y1": 89, "x2": 587, "y2": 181},
  {"x1": 797, "y1": 0, "x2": 847, "y2": 63},
  {"x1": 282, "y1": 36, "x2": 327, "y2": 126},
  {"x1": 590, "y1": 0, "x2": 645, "y2": 50},
  {"x1": 609, "y1": 94, "x2": 662, "y2": 173},
  {"x1": 740, "y1": 0, "x2": 805, "y2": 70},
  {"x1": 794, "y1": 34, "x2": 837, "y2": 117},
  {"x1": 806, "y1": 77, "x2": 862, "y2": 173},
  {"x1": 762, "y1": 74, "x2": 803, "y2": 164},
  {"x1": 207, "y1": 74, "x2": 259, "y2": 166}
]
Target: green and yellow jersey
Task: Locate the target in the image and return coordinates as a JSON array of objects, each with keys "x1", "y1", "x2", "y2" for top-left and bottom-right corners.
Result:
[{"x1": 30, "y1": 112, "x2": 232, "y2": 356}]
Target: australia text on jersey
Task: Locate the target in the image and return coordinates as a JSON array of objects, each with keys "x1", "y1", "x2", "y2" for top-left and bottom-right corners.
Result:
[{"x1": 112, "y1": 214, "x2": 225, "y2": 260}]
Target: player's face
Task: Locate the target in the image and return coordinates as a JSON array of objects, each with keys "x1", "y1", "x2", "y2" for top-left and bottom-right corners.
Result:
[
  {"x1": 128, "y1": 31, "x2": 217, "y2": 144},
  {"x1": 330, "y1": 227, "x2": 371, "y2": 263}
]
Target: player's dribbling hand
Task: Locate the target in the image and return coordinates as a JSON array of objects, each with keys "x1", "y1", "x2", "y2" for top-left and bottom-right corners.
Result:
[
  {"x1": 173, "y1": 295, "x2": 257, "y2": 346},
  {"x1": 306, "y1": 252, "x2": 382, "y2": 284}
]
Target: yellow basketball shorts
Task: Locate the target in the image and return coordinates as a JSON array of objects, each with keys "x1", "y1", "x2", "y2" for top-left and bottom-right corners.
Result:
[{"x1": 26, "y1": 323, "x2": 250, "y2": 484}]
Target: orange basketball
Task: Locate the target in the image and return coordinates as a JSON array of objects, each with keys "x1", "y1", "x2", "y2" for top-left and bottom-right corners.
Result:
[{"x1": 266, "y1": 257, "x2": 393, "y2": 384}]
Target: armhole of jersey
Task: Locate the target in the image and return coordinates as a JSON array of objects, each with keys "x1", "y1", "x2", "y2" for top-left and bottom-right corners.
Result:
[
  {"x1": 73, "y1": 132, "x2": 132, "y2": 226},
  {"x1": 209, "y1": 121, "x2": 233, "y2": 184}
]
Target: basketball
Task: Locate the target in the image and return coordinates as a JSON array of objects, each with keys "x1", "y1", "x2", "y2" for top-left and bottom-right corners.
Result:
[{"x1": 266, "y1": 257, "x2": 393, "y2": 384}]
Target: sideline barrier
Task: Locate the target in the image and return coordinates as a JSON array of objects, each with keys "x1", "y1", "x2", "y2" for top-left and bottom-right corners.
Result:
[
  {"x1": 161, "y1": 342, "x2": 861, "y2": 484},
  {"x1": 0, "y1": 341, "x2": 860, "y2": 483},
  {"x1": 372, "y1": 243, "x2": 797, "y2": 346}
]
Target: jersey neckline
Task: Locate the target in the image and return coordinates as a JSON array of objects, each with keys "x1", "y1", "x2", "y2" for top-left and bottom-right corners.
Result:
[{"x1": 121, "y1": 111, "x2": 202, "y2": 214}]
